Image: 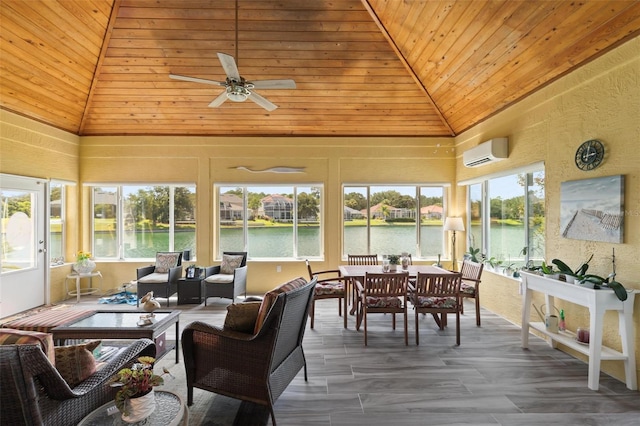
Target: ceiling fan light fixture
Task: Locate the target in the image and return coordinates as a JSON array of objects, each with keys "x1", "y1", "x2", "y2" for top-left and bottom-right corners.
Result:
[{"x1": 226, "y1": 85, "x2": 249, "y2": 102}]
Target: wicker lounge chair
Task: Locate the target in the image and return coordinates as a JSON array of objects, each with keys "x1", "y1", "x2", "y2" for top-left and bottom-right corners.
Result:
[
  {"x1": 0, "y1": 338, "x2": 156, "y2": 426},
  {"x1": 181, "y1": 276, "x2": 317, "y2": 426}
]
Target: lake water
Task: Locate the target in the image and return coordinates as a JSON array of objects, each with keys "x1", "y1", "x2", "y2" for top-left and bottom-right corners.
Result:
[{"x1": 53, "y1": 223, "x2": 534, "y2": 262}]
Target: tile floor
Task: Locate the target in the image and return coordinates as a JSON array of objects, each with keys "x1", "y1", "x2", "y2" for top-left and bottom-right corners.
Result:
[{"x1": 68, "y1": 291, "x2": 639, "y2": 425}]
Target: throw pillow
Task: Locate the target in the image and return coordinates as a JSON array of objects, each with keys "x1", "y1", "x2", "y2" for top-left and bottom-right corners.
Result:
[
  {"x1": 220, "y1": 254, "x2": 244, "y2": 274},
  {"x1": 155, "y1": 252, "x2": 180, "y2": 273},
  {"x1": 223, "y1": 301, "x2": 262, "y2": 333},
  {"x1": 0, "y1": 328, "x2": 56, "y2": 365},
  {"x1": 253, "y1": 277, "x2": 307, "y2": 334},
  {"x1": 54, "y1": 340, "x2": 101, "y2": 387}
]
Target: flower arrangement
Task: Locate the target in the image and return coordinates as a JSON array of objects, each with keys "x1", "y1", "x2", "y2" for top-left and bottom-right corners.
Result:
[
  {"x1": 76, "y1": 251, "x2": 92, "y2": 262},
  {"x1": 109, "y1": 356, "x2": 166, "y2": 415}
]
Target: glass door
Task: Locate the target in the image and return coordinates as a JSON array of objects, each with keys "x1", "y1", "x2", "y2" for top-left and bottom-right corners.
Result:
[{"x1": 1, "y1": 174, "x2": 47, "y2": 318}]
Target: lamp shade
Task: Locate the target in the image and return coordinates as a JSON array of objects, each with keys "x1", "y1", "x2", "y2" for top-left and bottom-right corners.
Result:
[{"x1": 443, "y1": 217, "x2": 465, "y2": 232}]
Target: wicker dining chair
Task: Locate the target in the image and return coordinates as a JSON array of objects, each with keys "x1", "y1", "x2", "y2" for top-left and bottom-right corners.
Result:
[
  {"x1": 410, "y1": 272, "x2": 463, "y2": 345},
  {"x1": 458, "y1": 259, "x2": 484, "y2": 326},
  {"x1": 355, "y1": 272, "x2": 409, "y2": 346},
  {"x1": 306, "y1": 260, "x2": 348, "y2": 329}
]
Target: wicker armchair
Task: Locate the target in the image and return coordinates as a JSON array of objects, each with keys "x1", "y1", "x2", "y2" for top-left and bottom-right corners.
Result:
[
  {"x1": 182, "y1": 276, "x2": 317, "y2": 426},
  {"x1": 136, "y1": 251, "x2": 183, "y2": 307},
  {"x1": 0, "y1": 338, "x2": 156, "y2": 426}
]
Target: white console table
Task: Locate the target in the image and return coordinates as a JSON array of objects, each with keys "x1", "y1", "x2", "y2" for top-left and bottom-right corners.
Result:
[{"x1": 520, "y1": 271, "x2": 636, "y2": 390}]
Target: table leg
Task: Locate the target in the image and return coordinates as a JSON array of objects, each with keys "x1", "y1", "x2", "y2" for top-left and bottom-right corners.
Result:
[
  {"x1": 618, "y1": 306, "x2": 637, "y2": 390},
  {"x1": 521, "y1": 283, "x2": 531, "y2": 349},
  {"x1": 76, "y1": 276, "x2": 81, "y2": 303},
  {"x1": 175, "y1": 319, "x2": 180, "y2": 364},
  {"x1": 587, "y1": 304, "x2": 605, "y2": 390}
]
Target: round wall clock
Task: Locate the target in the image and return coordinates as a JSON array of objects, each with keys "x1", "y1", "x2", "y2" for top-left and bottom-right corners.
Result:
[{"x1": 575, "y1": 139, "x2": 604, "y2": 171}]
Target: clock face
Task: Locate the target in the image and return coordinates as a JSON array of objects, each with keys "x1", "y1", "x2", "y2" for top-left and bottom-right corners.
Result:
[{"x1": 575, "y1": 139, "x2": 604, "y2": 171}]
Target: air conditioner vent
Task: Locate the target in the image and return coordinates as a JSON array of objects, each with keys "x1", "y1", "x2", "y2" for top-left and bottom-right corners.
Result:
[{"x1": 463, "y1": 138, "x2": 508, "y2": 167}]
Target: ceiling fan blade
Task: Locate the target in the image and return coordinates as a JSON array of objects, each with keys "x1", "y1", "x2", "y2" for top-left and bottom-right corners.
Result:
[
  {"x1": 250, "y1": 79, "x2": 296, "y2": 89},
  {"x1": 217, "y1": 52, "x2": 241, "y2": 81},
  {"x1": 208, "y1": 91, "x2": 229, "y2": 108},
  {"x1": 169, "y1": 74, "x2": 225, "y2": 86},
  {"x1": 248, "y1": 91, "x2": 277, "y2": 111}
]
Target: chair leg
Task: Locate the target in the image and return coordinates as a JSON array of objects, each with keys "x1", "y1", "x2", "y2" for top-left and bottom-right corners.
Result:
[
  {"x1": 475, "y1": 296, "x2": 481, "y2": 326},
  {"x1": 343, "y1": 296, "x2": 348, "y2": 329},
  {"x1": 456, "y1": 311, "x2": 461, "y2": 346},
  {"x1": 310, "y1": 300, "x2": 316, "y2": 329},
  {"x1": 363, "y1": 305, "x2": 368, "y2": 346},
  {"x1": 403, "y1": 309, "x2": 408, "y2": 346},
  {"x1": 415, "y1": 310, "x2": 420, "y2": 345}
]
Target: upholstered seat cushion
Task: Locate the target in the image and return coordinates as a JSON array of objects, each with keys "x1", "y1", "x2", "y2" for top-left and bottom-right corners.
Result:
[
  {"x1": 315, "y1": 281, "x2": 345, "y2": 296},
  {"x1": 138, "y1": 272, "x2": 170, "y2": 283},
  {"x1": 414, "y1": 296, "x2": 457, "y2": 309},
  {"x1": 460, "y1": 282, "x2": 476, "y2": 295},
  {"x1": 0, "y1": 328, "x2": 56, "y2": 365},
  {"x1": 364, "y1": 296, "x2": 402, "y2": 308},
  {"x1": 204, "y1": 273, "x2": 234, "y2": 284}
]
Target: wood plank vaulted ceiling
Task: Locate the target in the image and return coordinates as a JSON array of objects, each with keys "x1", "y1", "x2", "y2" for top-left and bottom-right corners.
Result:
[{"x1": 1, "y1": 0, "x2": 639, "y2": 137}]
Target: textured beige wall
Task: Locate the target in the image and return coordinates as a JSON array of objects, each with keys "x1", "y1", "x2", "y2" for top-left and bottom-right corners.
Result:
[{"x1": 455, "y1": 37, "x2": 640, "y2": 385}]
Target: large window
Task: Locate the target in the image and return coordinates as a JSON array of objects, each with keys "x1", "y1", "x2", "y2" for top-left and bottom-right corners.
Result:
[
  {"x1": 217, "y1": 185, "x2": 322, "y2": 259},
  {"x1": 343, "y1": 185, "x2": 447, "y2": 259},
  {"x1": 91, "y1": 185, "x2": 196, "y2": 260},
  {"x1": 464, "y1": 165, "x2": 545, "y2": 269}
]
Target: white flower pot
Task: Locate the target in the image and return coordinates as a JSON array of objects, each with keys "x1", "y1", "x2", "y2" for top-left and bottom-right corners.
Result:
[
  {"x1": 73, "y1": 259, "x2": 96, "y2": 274},
  {"x1": 121, "y1": 389, "x2": 156, "y2": 423}
]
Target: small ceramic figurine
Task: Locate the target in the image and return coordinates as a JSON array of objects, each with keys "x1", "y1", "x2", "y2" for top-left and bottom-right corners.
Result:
[{"x1": 140, "y1": 291, "x2": 161, "y2": 316}]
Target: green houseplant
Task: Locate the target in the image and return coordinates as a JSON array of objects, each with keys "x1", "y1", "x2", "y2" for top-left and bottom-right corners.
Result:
[
  {"x1": 552, "y1": 254, "x2": 593, "y2": 283},
  {"x1": 387, "y1": 254, "x2": 400, "y2": 271},
  {"x1": 110, "y1": 356, "x2": 166, "y2": 421},
  {"x1": 465, "y1": 246, "x2": 484, "y2": 263}
]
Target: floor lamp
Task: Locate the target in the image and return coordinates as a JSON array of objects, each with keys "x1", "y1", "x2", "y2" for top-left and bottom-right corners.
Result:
[{"x1": 444, "y1": 217, "x2": 465, "y2": 271}]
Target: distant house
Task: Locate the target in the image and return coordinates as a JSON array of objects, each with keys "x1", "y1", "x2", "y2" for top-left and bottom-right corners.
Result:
[
  {"x1": 220, "y1": 193, "x2": 243, "y2": 221},
  {"x1": 344, "y1": 206, "x2": 364, "y2": 220},
  {"x1": 365, "y1": 203, "x2": 415, "y2": 220},
  {"x1": 260, "y1": 194, "x2": 294, "y2": 221},
  {"x1": 421, "y1": 204, "x2": 443, "y2": 220}
]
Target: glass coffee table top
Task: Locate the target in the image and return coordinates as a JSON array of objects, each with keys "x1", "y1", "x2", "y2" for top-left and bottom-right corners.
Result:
[{"x1": 78, "y1": 391, "x2": 185, "y2": 426}]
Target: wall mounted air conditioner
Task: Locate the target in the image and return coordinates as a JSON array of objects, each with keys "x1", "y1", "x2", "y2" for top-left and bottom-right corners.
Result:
[{"x1": 463, "y1": 137, "x2": 509, "y2": 167}]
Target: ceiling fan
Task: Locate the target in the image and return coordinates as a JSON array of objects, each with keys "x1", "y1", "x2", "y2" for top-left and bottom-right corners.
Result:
[
  {"x1": 169, "y1": 1, "x2": 295, "y2": 111},
  {"x1": 169, "y1": 53, "x2": 296, "y2": 111}
]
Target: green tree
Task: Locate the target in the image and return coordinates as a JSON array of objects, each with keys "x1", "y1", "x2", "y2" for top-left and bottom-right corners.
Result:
[
  {"x1": 297, "y1": 192, "x2": 319, "y2": 220},
  {"x1": 344, "y1": 192, "x2": 367, "y2": 211}
]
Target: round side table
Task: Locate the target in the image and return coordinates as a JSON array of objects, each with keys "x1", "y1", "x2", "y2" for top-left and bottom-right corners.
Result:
[
  {"x1": 78, "y1": 390, "x2": 186, "y2": 426},
  {"x1": 65, "y1": 271, "x2": 102, "y2": 303}
]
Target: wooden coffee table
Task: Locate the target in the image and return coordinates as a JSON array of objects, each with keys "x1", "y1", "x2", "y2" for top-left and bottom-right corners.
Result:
[{"x1": 51, "y1": 310, "x2": 181, "y2": 363}]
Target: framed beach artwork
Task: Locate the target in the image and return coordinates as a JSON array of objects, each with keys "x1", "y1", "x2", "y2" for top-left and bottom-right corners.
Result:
[{"x1": 560, "y1": 175, "x2": 624, "y2": 243}]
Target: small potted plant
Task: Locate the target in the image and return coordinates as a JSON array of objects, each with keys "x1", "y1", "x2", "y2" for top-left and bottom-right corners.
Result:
[
  {"x1": 110, "y1": 356, "x2": 167, "y2": 423},
  {"x1": 540, "y1": 261, "x2": 559, "y2": 279},
  {"x1": 387, "y1": 254, "x2": 400, "y2": 272}
]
